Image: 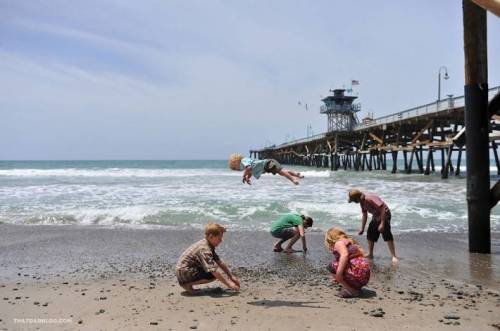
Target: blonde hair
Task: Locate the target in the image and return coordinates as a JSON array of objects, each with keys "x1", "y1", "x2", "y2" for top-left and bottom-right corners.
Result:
[
  {"x1": 348, "y1": 188, "x2": 363, "y2": 203},
  {"x1": 324, "y1": 227, "x2": 362, "y2": 253},
  {"x1": 228, "y1": 153, "x2": 244, "y2": 170},
  {"x1": 205, "y1": 222, "x2": 226, "y2": 238}
]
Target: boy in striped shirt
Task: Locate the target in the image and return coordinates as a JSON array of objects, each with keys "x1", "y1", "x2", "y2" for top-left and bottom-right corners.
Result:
[{"x1": 175, "y1": 223, "x2": 240, "y2": 294}]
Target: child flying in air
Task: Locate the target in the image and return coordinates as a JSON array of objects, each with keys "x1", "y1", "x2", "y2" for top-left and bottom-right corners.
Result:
[{"x1": 229, "y1": 154, "x2": 303, "y2": 185}]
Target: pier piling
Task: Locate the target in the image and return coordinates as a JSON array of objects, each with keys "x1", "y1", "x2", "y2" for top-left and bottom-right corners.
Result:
[{"x1": 463, "y1": 0, "x2": 490, "y2": 253}]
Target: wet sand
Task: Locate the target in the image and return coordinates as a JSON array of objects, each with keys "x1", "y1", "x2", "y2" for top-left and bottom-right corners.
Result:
[{"x1": 1, "y1": 224, "x2": 500, "y2": 330}]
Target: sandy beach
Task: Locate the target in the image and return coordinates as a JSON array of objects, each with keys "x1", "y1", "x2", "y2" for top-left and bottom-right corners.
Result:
[{"x1": 1, "y1": 224, "x2": 499, "y2": 330}]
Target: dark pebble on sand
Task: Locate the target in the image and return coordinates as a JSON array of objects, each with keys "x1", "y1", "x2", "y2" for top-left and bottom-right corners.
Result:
[
  {"x1": 78, "y1": 320, "x2": 83, "y2": 324},
  {"x1": 443, "y1": 314, "x2": 460, "y2": 320},
  {"x1": 369, "y1": 308, "x2": 385, "y2": 318},
  {"x1": 33, "y1": 301, "x2": 39, "y2": 305},
  {"x1": 189, "y1": 326, "x2": 197, "y2": 330},
  {"x1": 150, "y1": 322, "x2": 158, "y2": 325},
  {"x1": 42, "y1": 303, "x2": 48, "y2": 307}
]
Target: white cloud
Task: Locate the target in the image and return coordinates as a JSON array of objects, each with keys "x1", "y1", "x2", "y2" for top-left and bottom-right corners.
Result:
[{"x1": 1, "y1": 0, "x2": 499, "y2": 159}]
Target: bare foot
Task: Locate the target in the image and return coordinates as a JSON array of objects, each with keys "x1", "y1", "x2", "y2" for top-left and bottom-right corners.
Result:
[
  {"x1": 181, "y1": 285, "x2": 199, "y2": 296},
  {"x1": 297, "y1": 173, "x2": 304, "y2": 178},
  {"x1": 273, "y1": 245, "x2": 283, "y2": 252},
  {"x1": 391, "y1": 256, "x2": 399, "y2": 264},
  {"x1": 292, "y1": 179, "x2": 299, "y2": 185},
  {"x1": 364, "y1": 254, "x2": 373, "y2": 259}
]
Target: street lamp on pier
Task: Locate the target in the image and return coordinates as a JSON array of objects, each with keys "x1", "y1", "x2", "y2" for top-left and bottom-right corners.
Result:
[{"x1": 438, "y1": 66, "x2": 449, "y2": 102}]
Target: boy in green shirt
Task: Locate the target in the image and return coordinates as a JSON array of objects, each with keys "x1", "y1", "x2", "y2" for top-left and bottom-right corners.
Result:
[{"x1": 270, "y1": 213, "x2": 313, "y2": 253}]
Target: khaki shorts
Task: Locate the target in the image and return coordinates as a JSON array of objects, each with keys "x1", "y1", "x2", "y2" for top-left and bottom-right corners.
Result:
[{"x1": 264, "y1": 159, "x2": 283, "y2": 175}]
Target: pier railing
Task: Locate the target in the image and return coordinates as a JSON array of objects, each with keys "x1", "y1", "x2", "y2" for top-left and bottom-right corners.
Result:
[
  {"x1": 259, "y1": 85, "x2": 500, "y2": 150},
  {"x1": 273, "y1": 133, "x2": 328, "y2": 149},
  {"x1": 320, "y1": 103, "x2": 361, "y2": 114},
  {"x1": 355, "y1": 85, "x2": 500, "y2": 130}
]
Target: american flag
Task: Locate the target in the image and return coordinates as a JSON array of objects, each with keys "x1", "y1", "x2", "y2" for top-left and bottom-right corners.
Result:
[{"x1": 351, "y1": 80, "x2": 360, "y2": 85}]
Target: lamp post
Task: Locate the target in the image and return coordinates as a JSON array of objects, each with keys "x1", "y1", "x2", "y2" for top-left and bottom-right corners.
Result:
[{"x1": 438, "y1": 66, "x2": 449, "y2": 102}]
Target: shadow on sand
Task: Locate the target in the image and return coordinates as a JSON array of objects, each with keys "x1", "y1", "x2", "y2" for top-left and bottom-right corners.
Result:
[
  {"x1": 181, "y1": 287, "x2": 239, "y2": 298},
  {"x1": 357, "y1": 288, "x2": 377, "y2": 299},
  {"x1": 246, "y1": 299, "x2": 328, "y2": 309}
]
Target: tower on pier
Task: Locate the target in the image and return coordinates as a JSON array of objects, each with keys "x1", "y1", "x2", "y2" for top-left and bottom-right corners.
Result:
[{"x1": 320, "y1": 89, "x2": 361, "y2": 131}]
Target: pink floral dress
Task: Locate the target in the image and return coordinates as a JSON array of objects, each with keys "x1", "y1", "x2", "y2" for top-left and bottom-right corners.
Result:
[{"x1": 331, "y1": 240, "x2": 370, "y2": 290}]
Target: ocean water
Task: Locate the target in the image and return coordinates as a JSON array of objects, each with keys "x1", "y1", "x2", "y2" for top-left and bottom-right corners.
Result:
[{"x1": 0, "y1": 160, "x2": 499, "y2": 233}]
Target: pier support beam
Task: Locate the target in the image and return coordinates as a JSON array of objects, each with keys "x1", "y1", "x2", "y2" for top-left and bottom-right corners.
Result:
[
  {"x1": 463, "y1": 0, "x2": 490, "y2": 253},
  {"x1": 391, "y1": 151, "x2": 398, "y2": 173},
  {"x1": 406, "y1": 149, "x2": 414, "y2": 174},
  {"x1": 415, "y1": 147, "x2": 424, "y2": 174},
  {"x1": 442, "y1": 144, "x2": 454, "y2": 179},
  {"x1": 403, "y1": 151, "x2": 408, "y2": 172},
  {"x1": 492, "y1": 141, "x2": 500, "y2": 175},
  {"x1": 425, "y1": 147, "x2": 433, "y2": 175},
  {"x1": 455, "y1": 145, "x2": 463, "y2": 176}
]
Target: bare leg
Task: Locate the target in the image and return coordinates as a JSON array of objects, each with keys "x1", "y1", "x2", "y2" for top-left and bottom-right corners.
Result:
[
  {"x1": 336, "y1": 278, "x2": 360, "y2": 297},
  {"x1": 278, "y1": 169, "x2": 299, "y2": 185},
  {"x1": 273, "y1": 239, "x2": 286, "y2": 252},
  {"x1": 387, "y1": 240, "x2": 398, "y2": 263},
  {"x1": 365, "y1": 240, "x2": 374, "y2": 258},
  {"x1": 287, "y1": 170, "x2": 304, "y2": 178},
  {"x1": 180, "y1": 278, "x2": 215, "y2": 294},
  {"x1": 284, "y1": 229, "x2": 301, "y2": 252}
]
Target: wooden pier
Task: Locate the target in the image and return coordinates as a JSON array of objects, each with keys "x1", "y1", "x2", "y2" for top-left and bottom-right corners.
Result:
[{"x1": 250, "y1": 86, "x2": 500, "y2": 179}]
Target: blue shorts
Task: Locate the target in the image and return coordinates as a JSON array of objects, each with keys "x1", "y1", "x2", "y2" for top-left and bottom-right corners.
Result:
[{"x1": 271, "y1": 227, "x2": 297, "y2": 240}]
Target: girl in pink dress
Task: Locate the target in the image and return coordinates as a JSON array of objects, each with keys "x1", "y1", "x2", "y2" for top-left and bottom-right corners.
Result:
[{"x1": 325, "y1": 228, "x2": 371, "y2": 298}]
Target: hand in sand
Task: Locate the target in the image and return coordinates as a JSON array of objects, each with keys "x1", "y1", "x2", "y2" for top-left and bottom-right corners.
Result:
[
  {"x1": 228, "y1": 281, "x2": 240, "y2": 291},
  {"x1": 230, "y1": 276, "x2": 240, "y2": 288},
  {"x1": 330, "y1": 275, "x2": 337, "y2": 284}
]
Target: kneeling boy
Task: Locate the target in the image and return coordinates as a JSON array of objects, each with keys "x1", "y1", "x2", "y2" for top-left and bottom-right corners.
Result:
[
  {"x1": 175, "y1": 223, "x2": 240, "y2": 294},
  {"x1": 270, "y1": 213, "x2": 313, "y2": 253}
]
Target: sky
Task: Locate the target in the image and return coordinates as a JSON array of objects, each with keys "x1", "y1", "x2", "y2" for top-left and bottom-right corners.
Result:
[{"x1": 1, "y1": 1, "x2": 499, "y2": 160}]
